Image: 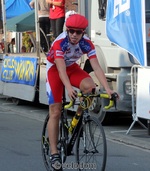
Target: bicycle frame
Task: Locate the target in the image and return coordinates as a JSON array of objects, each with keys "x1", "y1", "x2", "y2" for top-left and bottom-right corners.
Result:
[
  {"x1": 59, "y1": 99, "x2": 82, "y2": 154},
  {"x1": 60, "y1": 92, "x2": 92, "y2": 157},
  {"x1": 66, "y1": 114, "x2": 83, "y2": 155}
]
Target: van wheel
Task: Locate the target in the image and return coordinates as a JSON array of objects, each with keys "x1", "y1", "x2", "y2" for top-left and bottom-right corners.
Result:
[
  {"x1": 12, "y1": 98, "x2": 22, "y2": 105},
  {"x1": 89, "y1": 109, "x2": 106, "y2": 123},
  {"x1": 88, "y1": 97, "x2": 106, "y2": 122}
]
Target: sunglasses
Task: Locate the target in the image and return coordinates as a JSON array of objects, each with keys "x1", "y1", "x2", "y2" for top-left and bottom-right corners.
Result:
[{"x1": 68, "y1": 29, "x2": 84, "y2": 35}]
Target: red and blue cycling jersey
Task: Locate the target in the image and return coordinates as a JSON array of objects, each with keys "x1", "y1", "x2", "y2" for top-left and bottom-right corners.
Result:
[
  {"x1": 47, "y1": 31, "x2": 97, "y2": 68},
  {"x1": 46, "y1": 31, "x2": 97, "y2": 104}
]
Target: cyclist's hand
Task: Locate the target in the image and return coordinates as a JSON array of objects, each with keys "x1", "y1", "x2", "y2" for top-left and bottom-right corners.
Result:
[
  {"x1": 68, "y1": 88, "x2": 77, "y2": 101},
  {"x1": 106, "y1": 88, "x2": 119, "y2": 99},
  {"x1": 105, "y1": 88, "x2": 119, "y2": 109}
]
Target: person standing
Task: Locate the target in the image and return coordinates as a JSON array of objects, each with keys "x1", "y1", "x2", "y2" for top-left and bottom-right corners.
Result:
[
  {"x1": 8, "y1": 38, "x2": 15, "y2": 53},
  {"x1": 0, "y1": 39, "x2": 4, "y2": 53},
  {"x1": 30, "y1": 0, "x2": 51, "y2": 52},
  {"x1": 46, "y1": 0, "x2": 65, "y2": 39},
  {"x1": 21, "y1": 46, "x2": 26, "y2": 53},
  {"x1": 28, "y1": 39, "x2": 35, "y2": 53}
]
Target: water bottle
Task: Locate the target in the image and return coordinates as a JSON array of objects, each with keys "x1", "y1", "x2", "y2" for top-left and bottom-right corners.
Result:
[{"x1": 69, "y1": 113, "x2": 81, "y2": 133}]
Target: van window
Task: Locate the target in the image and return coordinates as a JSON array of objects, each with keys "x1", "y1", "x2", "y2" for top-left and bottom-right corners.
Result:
[{"x1": 146, "y1": 0, "x2": 150, "y2": 12}]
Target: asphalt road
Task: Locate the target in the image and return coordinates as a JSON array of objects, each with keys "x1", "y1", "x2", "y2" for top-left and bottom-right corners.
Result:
[
  {"x1": 0, "y1": 95, "x2": 150, "y2": 171},
  {"x1": 0, "y1": 107, "x2": 45, "y2": 171}
]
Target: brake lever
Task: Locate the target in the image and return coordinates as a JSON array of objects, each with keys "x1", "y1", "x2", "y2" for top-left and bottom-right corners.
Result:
[{"x1": 110, "y1": 92, "x2": 118, "y2": 109}]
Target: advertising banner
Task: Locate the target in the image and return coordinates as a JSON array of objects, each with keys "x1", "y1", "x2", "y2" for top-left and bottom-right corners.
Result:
[
  {"x1": 0, "y1": 56, "x2": 38, "y2": 86},
  {"x1": 106, "y1": 0, "x2": 147, "y2": 66}
]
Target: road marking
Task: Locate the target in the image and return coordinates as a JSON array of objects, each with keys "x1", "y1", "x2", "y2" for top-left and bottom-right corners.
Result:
[
  {"x1": 2, "y1": 103, "x2": 14, "y2": 105},
  {"x1": 111, "y1": 129, "x2": 146, "y2": 133}
]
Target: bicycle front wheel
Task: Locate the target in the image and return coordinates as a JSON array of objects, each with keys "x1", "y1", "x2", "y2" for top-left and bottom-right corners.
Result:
[{"x1": 76, "y1": 116, "x2": 107, "y2": 171}]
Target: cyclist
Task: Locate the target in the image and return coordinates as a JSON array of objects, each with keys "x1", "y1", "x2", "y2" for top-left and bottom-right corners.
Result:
[{"x1": 46, "y1": 13, "x2": 114, "y2": 171}]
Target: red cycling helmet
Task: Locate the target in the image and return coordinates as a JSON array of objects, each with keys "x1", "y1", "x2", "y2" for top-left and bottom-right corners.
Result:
[{"x1": 66, "y1": 14, "x2": 88, "y2": 30}]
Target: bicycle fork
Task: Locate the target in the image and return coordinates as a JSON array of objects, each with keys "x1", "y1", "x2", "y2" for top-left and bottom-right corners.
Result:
[{"x1": 82, "y1": 115, "x2": 99, "y2": 154}]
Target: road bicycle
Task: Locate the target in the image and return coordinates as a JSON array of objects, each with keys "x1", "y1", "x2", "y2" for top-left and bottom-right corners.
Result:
[{"x1": 41, "y1": 88, "x2": 118, "y2": 171}]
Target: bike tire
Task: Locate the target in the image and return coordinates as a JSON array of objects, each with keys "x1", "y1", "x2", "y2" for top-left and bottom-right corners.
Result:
[
  {"x1": 41, "y1": 113, "x2": 68, "y2": 171},
  {"x1": 58, "y1": 122, "x2": 67, "y2": 163},
  {"x1": 41, "y1": 114, "x2": 51, "y2": 171},
  {"x1": 76, "y1": 116, "x2": 107, "y2": 171}
]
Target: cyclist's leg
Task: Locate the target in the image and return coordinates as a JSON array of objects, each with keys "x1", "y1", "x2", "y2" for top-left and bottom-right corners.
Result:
[
  {"x1": 79, "y1": 77, "x2": 95, "y2": 93},
  {"x1": 41, "y1": 108, "x2": 63, "y2": 171},
  {"x1": 47, "y1": 65, "x2": 63, "y2": 153},
  {"x1": 46, "y1": 64, "x2": 64, "y2": 170},
  {"x1": 68, "y1": 63, "x2": 95, "y2": 94},
  {"x1": 68, "y1": 63, "x2": 95, "y2": 114},
  {"x1": 48, "y1": 103, "x2": 62, "y2": 155}
]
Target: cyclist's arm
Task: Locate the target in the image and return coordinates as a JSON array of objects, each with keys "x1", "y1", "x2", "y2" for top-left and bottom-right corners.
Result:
[
  {"x1": 89, "y1": 58, "x2": 114, "y2": 97},
  {"x1": 55, "y1": 58, "x2": 77, "y2": 100}
]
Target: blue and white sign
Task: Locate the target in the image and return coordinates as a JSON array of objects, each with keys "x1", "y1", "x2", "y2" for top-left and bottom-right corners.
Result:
[
  {"x1": 106, "y1": 0, "x2": 147, "y2": 66},
  {"x1": 0, "y1": 56, "x2": 38, "y2": 86}
]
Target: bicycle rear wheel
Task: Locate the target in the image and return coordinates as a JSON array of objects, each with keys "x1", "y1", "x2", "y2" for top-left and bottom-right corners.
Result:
[
  {"x1": 41, "y1": 114, "x2": 51, "y2": 171},
  {"x1": 76, "y1": 116, "x2": 107, "y2": 171},
  {"x1": 41, "y1": 113, "x2": 68, "y2": 171}
]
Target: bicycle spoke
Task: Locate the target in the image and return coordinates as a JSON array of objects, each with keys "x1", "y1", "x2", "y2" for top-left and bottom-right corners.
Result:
[{"x1": 76, "y1": 116, "x2": 107, "y2": 171}]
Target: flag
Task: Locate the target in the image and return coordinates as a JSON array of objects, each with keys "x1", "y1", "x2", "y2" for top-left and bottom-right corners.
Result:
[{"x1": 106, "y1": 0, "x2": 147, "y2": 66}]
